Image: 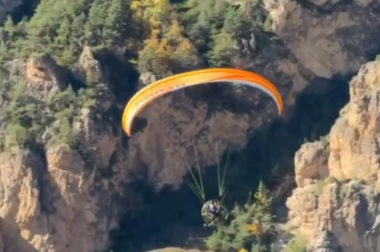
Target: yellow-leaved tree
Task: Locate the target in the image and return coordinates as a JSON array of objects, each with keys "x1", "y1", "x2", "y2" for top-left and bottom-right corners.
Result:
[{"x1": 136, "y1": 1, "x2": 201, "y2": 78}]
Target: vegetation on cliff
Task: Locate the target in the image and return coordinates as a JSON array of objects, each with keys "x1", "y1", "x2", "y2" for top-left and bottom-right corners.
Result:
[
  {"x1": 0, "y1": 0, "x2": 363, "y2": 251},
  {"x1": 205, "y1": 181, "x2": 275, "y2": 252},
  {"x1": 0, "y1": 0, "x2": 274, "y2": 151}
]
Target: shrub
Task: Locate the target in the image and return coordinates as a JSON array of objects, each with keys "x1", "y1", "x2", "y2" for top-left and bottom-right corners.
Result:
[
  {"x1": 5, "y1": 123, "x2": 31, "y2": 148},
  {"x1": 205, "y1": 181, "x2": 275, "y2": 252},
  {"x1": 284, "y1": 233, "x2": 307, "y2": 252},
  {"x1": 315, "y1": 179, "x2": 328, "y2": 196}
]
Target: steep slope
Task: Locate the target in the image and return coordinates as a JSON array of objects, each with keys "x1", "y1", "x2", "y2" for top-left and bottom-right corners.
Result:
[
  {"x1": 0, "y1": 0, "x2": 380, "y2": 251},
  {"x1": 266, "y1": 0, "x2": 380, "y2": 78},
  {"x1": 287, "y1": 58, "x2": 380, "y2": 251},
  {"x1": 0, "y1": 50, "x2": 127, "y2": 252}
]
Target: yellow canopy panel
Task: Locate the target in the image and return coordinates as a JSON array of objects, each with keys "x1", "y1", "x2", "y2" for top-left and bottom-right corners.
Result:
[{"x1": 122, "y1": 68, "x2": 284, "y2": 136}]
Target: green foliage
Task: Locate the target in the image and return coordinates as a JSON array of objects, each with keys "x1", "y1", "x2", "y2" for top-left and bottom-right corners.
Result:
[
  {"x1": 57, "y1": 117, "x2": 75, "y2": 147},
  {"x1": 5, "y1": 123, "x2": 30, "y2": 148},
  {"x1": 0, "y1": 17, "x2": 28, "y2": 58},
  {"x1": 137, "y1": 20, "x2": 201, "y2": 78},
  {"x1": 78, "y1": 83, "x2": 109, "y2": 108},
  {"x1": 85, "y1": 0, "x2": 111, "y2": 45},
  {"x1": 209, "y1": 32, "x2": 238, "y2": 67},
  {"x1": 0, "y1": 41, "x2": 7, "y2": 64},
  {"x1": 47, "y1": 82, "x2": 109, "y2": 148},
  {"x1": 251, "y1": 243, "x2": 268, "y2": 252},
  {"x1": 0, "y1": 134, "x2": 5, "y2": 151},
  {"x1": 2, "y1": 81, "x2": 50, "y2": 149},
  {"x1": 0, "y1": 0, "x2": 274, "y2": 76},
  {"x1": 0, "y1": 0, "x2": 136, "y2": 65},
  {"x1": 254, "y1": 181, "x2": 272, "y2": 216},
  {"x1": 103, "y1": 0, "x2": 130, "y2": 47},
  {"x1": 179, "y1": 0, "x2": 272, "y2": 66},
  {"x1": 0, "y1": 65, "x2": 110, "y2": 150},
  {"x1": 284, "y1": 233, "x2": 307, "y2": 252},
  {"x1": 205, "y1": 182, "x2": 275, "y2": 252},
  {"x1": 3, "y1": 16, "x2": 17, "y2": 42},
  {"x1": 50, "y1": 87, "x2": 76, "y2": 113},
  {"x1": 315, "y1": 179, "x2": 328, "y2": 196},
  {"x1": 223, "y1": 7, "x2": 248, "y2": 35}
]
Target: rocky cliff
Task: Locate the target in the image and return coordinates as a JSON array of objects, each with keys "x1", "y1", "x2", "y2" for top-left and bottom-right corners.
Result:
[
  {"x1": 263, "y1": 0, "x2": 380, "y2": 104},
  {"x1": 0, "y1": 0, "x2": 380, "y2": 252},
  {"x1": 0, "y1": 45, "x2": 279, "y2": 251},
  {"x1": 0, "y1": 49, "x2": 125, "y2": 252},
  {"x1": 287, "y1": 59, "x2": 380, "y2": 251},
  {"x1": 266, "y1": 0, "x2": 380, "y2": 78}
]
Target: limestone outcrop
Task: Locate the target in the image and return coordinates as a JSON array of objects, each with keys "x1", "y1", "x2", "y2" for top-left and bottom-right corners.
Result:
[
  {"x1": 287, "y1": 58, "x2": 380, "y2": 251},
  {"x1": 265, "y1": 0, "x2": 380, "y2": 78},
  {"x1": 25, "y1": 55, "x2": 72, "y2": 101},
  {"x1": 1, "y1": 0, "x2": 380, "y2": 251}
]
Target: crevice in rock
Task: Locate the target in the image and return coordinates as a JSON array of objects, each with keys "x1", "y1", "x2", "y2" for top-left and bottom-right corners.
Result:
[
  {"x1": 94, "y1": 49, "x2": 139, "y2": 103},
  {"x1": 28, "y1": 142, "x2": 53, "y2": 214},
  {"x1": 109, "y1": 174, "x2": 209, "y2": 252}
]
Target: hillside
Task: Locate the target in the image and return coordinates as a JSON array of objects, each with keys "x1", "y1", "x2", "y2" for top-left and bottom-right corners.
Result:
[{"x1": 0, "y1": 0, "x2": 379, "y2": 251}]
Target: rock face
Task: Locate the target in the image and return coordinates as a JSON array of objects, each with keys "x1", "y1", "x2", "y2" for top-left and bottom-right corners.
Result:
[
  {"x1": 294, "y1": 141, "x2": 329, "y2": 187},
  {"x1": 25, "y1": 56, "x2": 70, "y2": 101},
  {"x1": 0, "y1": 143, "x2": 122, "y2": 252},
  {"x1": 287, "y1": 59, "x2": 380, "y2": 251},
  {"x1": 1, "y1": 1, "x2": 380, "y2": 252},
  {"x1": 265, "y1": 0, "x2": 380, "y2": 78},
  {"x1": 78, "y1": 46, "x2": 103, "y2": 83},
  {"x1": 127, "y1": 88, "x2": 278, "y2": 189},
  {"x1": 0, "y1": 45, "x2": 273, "y2": 251},
  {"x1": 0, "y1": 48, "x2": 126, "y2": 252},
  {"x1": 329, "y1": 59, "x2": 380, "y2": 191}
]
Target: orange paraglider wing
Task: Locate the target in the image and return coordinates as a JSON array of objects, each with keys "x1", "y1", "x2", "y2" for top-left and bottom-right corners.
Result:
[{"x1": 122, "y1": 68, "x2": 284, "y2": 136}]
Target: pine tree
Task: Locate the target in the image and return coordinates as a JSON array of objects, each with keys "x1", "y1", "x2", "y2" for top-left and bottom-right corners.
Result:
[
  {"x1": 3, "y1": 16, "x2": 15, "y2": 42},
  {"x1": 209, "y1": 32, "x2": 238, "y2": 67},
  {"x1": 85, "y1": 0, "x2": 110, "y2": 46},
  {"x1": 254, "y1": 181, "x2": 272, "y2": 212},
  {"x1": 71, "y1": 13, "x2": 86, "y2": 48},
  {"x1": 0, "y1": 40, "x2": 7, "y2": 63},
  {"x1": 103, "y1": 0, "x2": 130, "y2": 47},
  {"x1": 50, "y1": 86, "x2": 77, "y2": 116},
  {"x1": 56, "y1": 16, "x2": 71, "y2": 47},
  {"x1": 57, "y1": 117, "x2": 75, "y2": 147}
]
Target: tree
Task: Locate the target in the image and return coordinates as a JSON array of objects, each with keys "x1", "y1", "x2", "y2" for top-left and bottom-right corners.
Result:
[
  {"x1": 223, "y1": 7, "x2": 247, "y2": 36},
  {"x1": 55, "y1": 16, "x2": 71, "y2": 48},
  {"x1": 209, "y1": 32, "x2": 238, "y2": 67},
  {"x1": 85, "y1": 0, "x2": 110, "y2": 45},
  {"x1": 71, "y1": 13, "x2": 86, "y2": 47},
  {"x1": 57, "y1": 117, "x2": 75, "y2": 147},
  {"x1": 254, "y1": 181, "x2": 272, "y2": 213},
  {"x1": 103, "y1": 0, "x2": 130, "y2": 47},
  {"x1": 3, "y1": 16, "x2": 15, "y2": 40},
  {"x1": 205, "y1": 181, "x2": 275, "y2": 252},
  {"x1": 143, "y1": 0, "x2": 171, "y2": 33},
  {"x1": 5, "y1": 123, "x2": 30, "y2": 148},
  {"x1": 0, "y1": 40, "x2": 7, "y2": 63}
]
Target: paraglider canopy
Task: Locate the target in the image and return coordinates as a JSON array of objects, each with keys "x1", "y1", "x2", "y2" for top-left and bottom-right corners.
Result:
[{"x1": 122, "y1": 68, "x2": 284, "y2": 136}]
